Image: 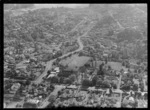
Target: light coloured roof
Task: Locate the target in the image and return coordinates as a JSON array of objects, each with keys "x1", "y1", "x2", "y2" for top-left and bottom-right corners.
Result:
[
  {"x1": 129, "y1": 97, "x2": 134, "y2": 102},
  {"x1": 67, "y1": 85, "x2": 77, "y2": 88},
  {"x1": 51, "y1": 71, "x2": 56, "y2": 74},
  {"x1": 54, "y1": 67, "x2": 60, "y2": 72},
  {"x1": 11, "y1": 83, "x2": 21, "y2": 90},
  {"x1": 27, "y1": 99, "x2": 39, "y2": 104},
  {"x1": 47, "y1": 74, "x2": 55, "y2": 78},
  {"x1": 3, "y1": 103, "x2": 6, "y2": 108}
]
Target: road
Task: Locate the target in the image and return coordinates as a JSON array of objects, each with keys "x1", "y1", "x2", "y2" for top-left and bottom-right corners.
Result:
[
  {"x1": 65, "y1": 19, "x2": 86, "y2": 36},
  {"x1": 6, "y1": 18, "x2": 95, "y2": 108},
  {"x1": 135, "y1": 7, "x2": 146, "y2": 15},
  {"x1": 34, "y1": 19, "x2": 95, "y2": 85},
  {"x1": 36, "y1": 20, "x2": 96, "y2": 108},
  {"x1": 109, "y1": 11, "x2": 124, "y2": 30},
  {"x1": 117, "y1": 73, "x2": 122, "y2": 89},
  {"x1": 38, "y1": 85, "x2": 65, "y2": 108}
]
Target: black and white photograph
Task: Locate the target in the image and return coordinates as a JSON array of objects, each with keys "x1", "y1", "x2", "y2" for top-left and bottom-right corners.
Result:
[{"x1": 3, "y1": 4, "x2": 147, "y2": 108}]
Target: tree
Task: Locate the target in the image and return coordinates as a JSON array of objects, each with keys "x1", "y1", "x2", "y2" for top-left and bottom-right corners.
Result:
[
  {"x1": 126, "y1": 72, "x2": 134, "y2": 80},
  {"x1": 25, "y1": 79, "x2": 31, "y2": 85},
  {"x1": 79, "y1": 66, "x2": 86, "y2": 73},
  {"x1": 120, "y1": 85, "x2": 130, "y2": 92},
  {"x1": 108, "y1": 65, "x2": 111, "y2": 70},
  {"x1": 50, "y1": 76, "x2": 59, "y2": 84},
  {"x1": 107, "y1": 29, "x2": 114, "y2": 36},
  {"x1": 59, "y1": 77, "x2": 65, "y2": 84},
  {"x1": 136, "y1": 61, "x2": 141, "y2": 65},
  {"x1": 82, "y1": 79, "x2": 92, "y2": 87},
  {"x1": 139, "y1": 82, "x2": 144, "y2": 92},
  {"x1": 69, "y1": 74, "x2": 76, "y2": 83},
  {"x1": 134, "y1": 69, "x2": 138, "y2": 73},
  {"x1": 4, "y1": 83, "x2": 12, "y2": 91},
  {"x1": 5, "y1": 70, "x2": 14, "y2": 78},
  {"x1": 98, "y1": 68, "x2": 106, "y2": 76},
  {"x1": 16, "y1": 87, "x2": 23, "y2": 96},
  {"x1": 92, "y1": 75, "x2": 99, "y2": 86},
  {"x1": 63, "y1": 78, "x2": 72, "y2": 84},
  {"x1": 99, "y1": 63, "x2": 104, "y2": 71},
  {"x1": 84, "y1": 63, "x2": 90, "y2": 68},
  {"x1": 131, "y1": 84, "x2": 138, "y2": 91},
  {"x1": 102, "y1": 80, "x2": 111, "y2": 89},
  {"x1": 105, "y1": 57, "x2": 108, "y2": 64},
  {"x1": 48, "y1": 95, "x2": 56, "y2": 104},
  {"x1": 29, "y1": 73, "x2": 36, "y2": 80},
  {"x1": 110, "y1": 81, "x2": 117, "y2": 89},
  {"x1": 58, "y1": 71, "x2": 73, "y2": 77},
  {"x1": 96, "y1": 79, "x2": 103, "y2": 87},
  {"x1": 138, "y1": 69, "x2": 142, "y2": 73}
]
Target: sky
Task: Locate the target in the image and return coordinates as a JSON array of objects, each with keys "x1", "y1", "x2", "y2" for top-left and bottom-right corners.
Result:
[{"x1": 34, "y1": 4, "x2": 89, "y2": 8}]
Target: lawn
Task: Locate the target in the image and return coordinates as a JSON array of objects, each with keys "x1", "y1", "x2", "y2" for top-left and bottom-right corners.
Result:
[
  {"x1": 60, "y1": 54, "x2": 128, "y2": 72},
  {"x1": 60, "y1": 54, "x2": 91, "y2": 71},
  {"x1": 92, "y1": 61, "x2": 127, "y2": 71},
  {"x1": 107, "y1": 62, "x2": 128, "y2": 71}
]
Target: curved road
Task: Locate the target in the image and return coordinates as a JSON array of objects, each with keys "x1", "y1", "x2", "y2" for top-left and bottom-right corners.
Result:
[
  {"x1": 34, "y1": 20, "x2": 96, "y2": 84},
  {"x1": 34, "y1": 30, "x2": 84, "y2": 84},
  {"x1": 36, "y1": 20, "x2": 96, "y2": 108},
  {"x1": 5, "y1": 19, "x2": 95, "y2": 108}
]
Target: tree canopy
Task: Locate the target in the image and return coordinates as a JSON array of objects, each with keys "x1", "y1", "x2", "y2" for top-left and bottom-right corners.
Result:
[{"x1": 82, "y1": 79, "x2": 92, "y2": 87}]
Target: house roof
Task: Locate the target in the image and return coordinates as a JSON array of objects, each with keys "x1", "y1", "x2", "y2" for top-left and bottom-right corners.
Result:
[
  {"x1": 67, "y1": 85, "x2": 77, "y2": 89},
  {"x1": 27, "y1": 99, "x2": 39, "y2": 104},
  {"x1": 51, "y1": 71, "x2": 57, "y2": 74},
  {"x1": 3, "y1": 103, "x2": 6, "y2": 108},
  {"x1": 54, "y1": 67, "x2": 60, "y2": 72},
  {"x1": 47, "y1": 74, "x2": 55, "y2": 78},
  {"x1": 129, "y1": 97, "x2": 134, "y2": 102},
  {"x1": 11, "y1": 83, "x2": 21, "y2": 91}
]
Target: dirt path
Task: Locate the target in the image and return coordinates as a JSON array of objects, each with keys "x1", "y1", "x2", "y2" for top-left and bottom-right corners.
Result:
[{"x1": 109, "y1": 11, "x2": 124, "y2": 30}]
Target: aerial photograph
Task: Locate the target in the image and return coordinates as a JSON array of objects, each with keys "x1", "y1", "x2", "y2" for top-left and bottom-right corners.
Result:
[{"x1": 4, "y1": 4, "x2": 147, "y2": 108}]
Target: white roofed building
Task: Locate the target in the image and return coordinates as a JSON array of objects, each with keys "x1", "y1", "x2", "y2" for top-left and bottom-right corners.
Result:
[
  {"x1": 47, "y1": 74, "x2": 55, "y2": 78},
  {"x1": 51, "y1": 71, "x2": 57, "y2": 74},
  {"x1": 54, "y1": 67, "x2": 60, "y2": 73},
  {"x1": 27, "y1": 99, "x2": 40, "y2": 104},
  {"x1": 128, "y1": 96, "x2": 135, "y2": 103}
]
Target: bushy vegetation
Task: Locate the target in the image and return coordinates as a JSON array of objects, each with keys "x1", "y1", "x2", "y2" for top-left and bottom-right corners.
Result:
[{"x1": 117, "y1": 28, "x2": 142, "y2": 42}]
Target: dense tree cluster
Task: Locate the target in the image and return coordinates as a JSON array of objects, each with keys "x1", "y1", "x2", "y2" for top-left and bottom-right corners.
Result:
[{"x1": 117, "y1": 28, "x2": 142, "y2": 42}]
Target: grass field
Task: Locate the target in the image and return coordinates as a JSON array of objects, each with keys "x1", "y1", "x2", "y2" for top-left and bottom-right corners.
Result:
[
  {"x1": 93, "y1": 61, "x2": 128, "y2": 72},
  {"x1": 60, "y1": 54, "x2": 91, "y2": 71},
  {"x1": 60, "y1": 54, "x2": 127, "y2": 72},
  {"x1": 107, "y1": 62, "x2": 128, "y2": 71}
]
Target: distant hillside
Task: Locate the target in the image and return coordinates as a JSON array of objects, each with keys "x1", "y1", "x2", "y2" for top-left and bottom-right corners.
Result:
[
  {"x1": 89, "y1": 4, "x2": 134, "y2": 14},
  {"x1": 4, "y1": 4, "x2": 34, "y2": 10}
]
